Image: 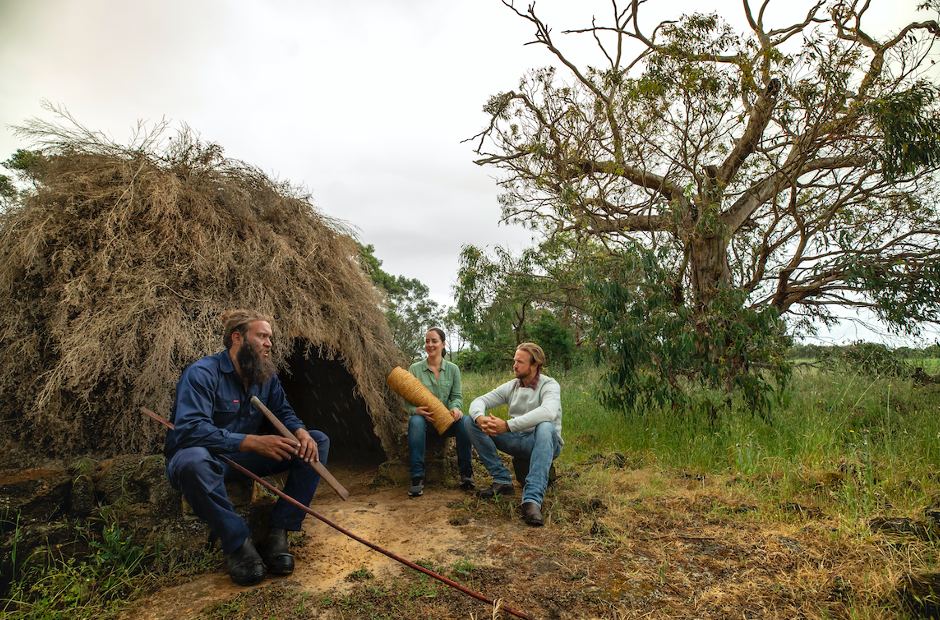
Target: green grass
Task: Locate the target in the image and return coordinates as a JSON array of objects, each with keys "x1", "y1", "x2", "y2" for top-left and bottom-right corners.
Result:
[
  {"x1": 463, "y1": 363, "x2": 940, "y2": 518},
  {"x1": 8, "y1": 361, "x2": 940, "y2": 619},
  {"x1": 1, "y1": 519, "x2": 219, "y2": 620}
]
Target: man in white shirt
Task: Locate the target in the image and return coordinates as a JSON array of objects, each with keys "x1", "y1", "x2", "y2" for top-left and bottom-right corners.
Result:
[{"x1": 466, "y1": 342, "x2": 563, "y2": 526}]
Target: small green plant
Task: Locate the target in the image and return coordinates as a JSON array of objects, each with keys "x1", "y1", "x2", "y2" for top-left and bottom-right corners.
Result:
[
  {"x1": 452, "y1": 557, "x2": 477, "y2": 577},
  {"x1": 348, "y1": 567, "x2": 374, "y2": 581},
  {"x1": 0, "y1": 516, "x2": 211, "y2": 620}
]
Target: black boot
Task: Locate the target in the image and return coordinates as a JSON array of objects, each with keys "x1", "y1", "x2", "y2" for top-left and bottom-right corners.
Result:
[
  {"x1": 227, "y1": 539, "x2": 266, "y2": 586},
  {"x1": 259, "y1": 527, "x2": 294, "y2": 575}
]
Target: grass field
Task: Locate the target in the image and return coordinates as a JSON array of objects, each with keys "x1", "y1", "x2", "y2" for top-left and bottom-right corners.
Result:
[
  {"x1": 465, "y1": 362, "x2": 940, "y2": 484},
  {"x1": 7, "y1": 361, "x2": 940, "y2": 619}
]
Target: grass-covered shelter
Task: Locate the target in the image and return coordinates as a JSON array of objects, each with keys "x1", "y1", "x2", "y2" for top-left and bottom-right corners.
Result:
[{"x1": 0, "y1": 110, "x2": 407, "y2": 463}]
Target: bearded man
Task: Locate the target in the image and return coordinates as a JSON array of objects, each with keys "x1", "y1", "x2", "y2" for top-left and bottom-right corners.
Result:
[
  {"x1": 164, "y1": 309, "x2": 329, "y2": 586},
  {"x1": 465, "y1": 342, "x2": 562, "y2": 527}
]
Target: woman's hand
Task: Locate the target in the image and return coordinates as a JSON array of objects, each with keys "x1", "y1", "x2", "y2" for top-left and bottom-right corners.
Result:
[
  {"x1": 450, "y1": 408, "x2": 464, "y2": 422},
  {"x1": 416, "y1": 406, "x2": 435, "y2": 422}
]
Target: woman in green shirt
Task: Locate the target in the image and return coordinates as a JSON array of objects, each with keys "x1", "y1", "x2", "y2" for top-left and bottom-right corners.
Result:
[{"x1": 406, "y1": 328, "x2": 474, "y2": 497}]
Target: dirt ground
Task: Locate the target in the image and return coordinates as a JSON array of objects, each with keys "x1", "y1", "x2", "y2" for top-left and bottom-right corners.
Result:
[{"x1": 117, "y1": 458, "x2": 912, "y2": 620}]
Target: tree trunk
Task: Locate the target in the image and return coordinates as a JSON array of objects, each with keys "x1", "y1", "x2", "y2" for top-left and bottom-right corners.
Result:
[{"x1": 689, "y1": 234, "x2": 731, "y2": 310}]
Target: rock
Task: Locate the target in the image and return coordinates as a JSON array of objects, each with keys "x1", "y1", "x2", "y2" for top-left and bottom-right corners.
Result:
[
  {"x1": 96, "y1": 454, "x2": 174, "y2": 507},
  {"x1": 375, "y1": 458, "x2": 448, "y2": 486},
  {"x1": 68, "y1": 473, "x2": 96, "y2": 516},
  {"x1": 0, "y1": 468, "x2": 72, "y2": 524},
  {"x1": 870, "y1": 516, "x2": 937, "y2": 541},
  {"x1": 0, "y1": 521, "x2": 86, "y2": 594}
]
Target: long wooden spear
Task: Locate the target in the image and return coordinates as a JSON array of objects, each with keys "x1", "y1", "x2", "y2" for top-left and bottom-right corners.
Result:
[{"x1": 141, "y1": 406, "x2": 538, "y2": 620}]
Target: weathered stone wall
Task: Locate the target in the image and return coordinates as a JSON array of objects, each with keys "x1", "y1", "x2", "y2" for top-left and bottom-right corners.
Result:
[{"x1": 0, "y1": 454, "x2": 277, "y2": 593}]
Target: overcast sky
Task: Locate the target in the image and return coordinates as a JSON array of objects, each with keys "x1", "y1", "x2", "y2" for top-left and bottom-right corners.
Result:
[{"x1": 0, "y1": 0, "x2": 934, "y2": 346}]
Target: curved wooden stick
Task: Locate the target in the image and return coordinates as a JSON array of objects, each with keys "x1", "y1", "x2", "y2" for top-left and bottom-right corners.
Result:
[{"x1": 248, "y1": 396, "x2": 349, "y2": 500}]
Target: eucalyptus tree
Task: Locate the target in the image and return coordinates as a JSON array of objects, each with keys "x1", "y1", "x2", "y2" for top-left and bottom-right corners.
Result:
[
  {"x1": 469, "y1": 0, "x2": 940, "y2": 412},
  {"x1": 455, "y1": 234, "x2": 592, "y2": 368}
]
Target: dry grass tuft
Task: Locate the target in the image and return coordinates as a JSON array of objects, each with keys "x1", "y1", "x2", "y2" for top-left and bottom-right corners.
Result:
[{"x1": 0, "y1": 105, "x2": 405, "y2": 459}]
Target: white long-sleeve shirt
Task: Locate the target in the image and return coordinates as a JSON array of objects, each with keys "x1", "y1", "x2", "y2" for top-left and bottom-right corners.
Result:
[{"x1": 468, "y1": 373, "x2": 563, "y2": 444}]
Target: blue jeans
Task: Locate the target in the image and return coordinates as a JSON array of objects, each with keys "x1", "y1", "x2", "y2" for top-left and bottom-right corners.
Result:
[
  {"x1": 466, "y1": 417, "x2": 562, "y2": 506},
  {"x1": 408, "y1": 414, "x2": 473, "y2": 479},
  {"x1": 166, "y1": 430, "x2": 329, "y2": 555}
]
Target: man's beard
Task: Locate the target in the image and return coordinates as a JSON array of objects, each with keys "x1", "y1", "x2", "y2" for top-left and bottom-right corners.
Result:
[{"x1": 237, "y1": 342, "x2": 276, "y2": 386}]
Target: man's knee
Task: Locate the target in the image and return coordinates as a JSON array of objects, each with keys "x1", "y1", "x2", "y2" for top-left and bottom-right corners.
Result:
[
  {"x1": 534, "y1": 421, "x2": 558, "y2": 440},
  {"x1": 466, "y1": 415, "x2": 485, "y2": 438},
  {"x1": 167, "y1": 448, "x2": 223, "y2": 489},
  {"x1": 313, "y1": 430, "x2": 330, "y2": 463}
]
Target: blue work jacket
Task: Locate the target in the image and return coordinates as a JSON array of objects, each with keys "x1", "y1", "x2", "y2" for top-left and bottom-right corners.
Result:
[{"x1": 163, "y1": 350, "x2": 305, "y2": 459}]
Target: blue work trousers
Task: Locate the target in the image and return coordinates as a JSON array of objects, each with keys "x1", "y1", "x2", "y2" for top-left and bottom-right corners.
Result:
[
  {"x1": 408, "y1": 414, "x2": 473, "y2": 479},
  {"x1": 166, "y1": 430, "x2": 329, "y2": 554},
  {"x1": 466, "y1": 417, "x2": 561, "y2": 506}
]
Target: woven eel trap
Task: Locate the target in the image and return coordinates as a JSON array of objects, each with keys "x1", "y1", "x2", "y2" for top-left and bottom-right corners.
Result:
[{"x1": 387, "y1": 366, "x2": 454, "y2": 434}]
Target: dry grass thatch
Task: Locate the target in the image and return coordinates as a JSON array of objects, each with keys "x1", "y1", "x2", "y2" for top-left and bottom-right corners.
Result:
[{"x1": 0, "y1": 105, "x2": 406, "y2": 460}]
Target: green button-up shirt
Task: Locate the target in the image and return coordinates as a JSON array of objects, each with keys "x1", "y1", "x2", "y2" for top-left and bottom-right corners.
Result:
[{"x1": 404, "y1": 358, "x2": 463, "y2": 414}]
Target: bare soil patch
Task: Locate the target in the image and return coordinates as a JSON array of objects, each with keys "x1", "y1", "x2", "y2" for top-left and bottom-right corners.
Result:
[{"x1": 119, "y1": 460, "x2": 908, "y2": 620}]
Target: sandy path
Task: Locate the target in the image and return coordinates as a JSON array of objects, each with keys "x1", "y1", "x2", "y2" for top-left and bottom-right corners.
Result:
[{"x1": 121, "y1": 463, "x2": 477, "y2": 620}]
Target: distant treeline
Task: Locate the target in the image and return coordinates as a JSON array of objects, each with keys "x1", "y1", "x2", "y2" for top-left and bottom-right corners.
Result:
[{"x1": 788, "y1": 342, "x2": 940, "y2": 360}]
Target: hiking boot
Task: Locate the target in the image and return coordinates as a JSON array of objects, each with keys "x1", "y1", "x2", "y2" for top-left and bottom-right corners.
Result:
[
  {"x1": 476, "y1": 482, "x2": 515, "y2": 498},
  {"x1": 259, "y1": 527, "x2": 294, "y2": 575},
  {"x1": 227, "y1": 539, "x2": 266, "y2": 586},
  {"x1": 521, "y1": 502, "x2": 544, "y2": 527},
  {"x1": 408, "y1": 477, "x2": 424, "y2": 497},
  {"x1": 459, "y1": 470, "x2": 475, "y2": 490}
]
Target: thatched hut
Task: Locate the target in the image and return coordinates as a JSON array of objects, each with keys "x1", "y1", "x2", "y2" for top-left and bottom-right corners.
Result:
[{"x1": 0, "y1": 112, "x2": 408, "y2": 464}]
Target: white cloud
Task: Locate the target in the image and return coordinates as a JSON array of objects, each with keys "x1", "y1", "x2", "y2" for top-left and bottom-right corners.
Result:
[{"x1": 0, "y1": 0, "x2": 933, "y2": 343}]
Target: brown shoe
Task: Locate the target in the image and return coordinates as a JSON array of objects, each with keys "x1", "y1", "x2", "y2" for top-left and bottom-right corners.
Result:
[
  {"x1": 521, "y1": 502, "x2": 544, "y2": 527},
  {"x1": 476, "y1": 482, "x2": 515, "y2": 498}
]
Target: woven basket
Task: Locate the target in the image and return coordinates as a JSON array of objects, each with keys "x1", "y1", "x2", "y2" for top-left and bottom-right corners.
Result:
[{"x1": 387, "y1": 366, "x2": 454, "y2": 434}]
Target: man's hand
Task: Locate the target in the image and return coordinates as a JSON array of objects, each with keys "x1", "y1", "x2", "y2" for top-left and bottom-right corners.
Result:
[
  {"x1": 450, "y1": 408, "x2": 464, "y2": 423},
  {"x1": 294, "y1": 428, "x2": 320, "y2": 463},
  {"x1": 476, "y1": 412, "x2": 508, "y2": 437},
  {"x1": 240, "y1": 434, "x2": 301, "y2": 460}
]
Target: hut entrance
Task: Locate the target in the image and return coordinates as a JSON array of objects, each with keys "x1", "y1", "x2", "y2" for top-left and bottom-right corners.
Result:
[{"x1": 280, "y1": 340, "x2": 386, "y2": 464}]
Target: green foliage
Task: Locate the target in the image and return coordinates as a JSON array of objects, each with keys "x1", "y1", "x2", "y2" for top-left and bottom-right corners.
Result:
[
  {"x1": 454, "y1": 236, "x2": 589, "y2": 370},
  {"x1": 871, "y1": 81, "x2": 940, "y2": 182},
  {"x1": 0, "y1": 174, "x2": 15, "y2": 202},
  {"x1": 586, "y1": 248, "x2": 791, "y2": 417},
  {"x1": 385, "y1": 276, "x2": 444, "y2": 359},
  {"x1": 467, "y1": 361, "x2": 940, "y2": 491},
  {"x1": 0, "y1": 149, "x2": 45, "y2": 208},
  {"x1": 530, "y1": 310, "x2": 576, "y2": 371},
  {"x1": 846, "y1": 255, "x2": 940, "y2": 337},
  {"x1": 818, "y1": 342, "x2": 912, "y2": 378},
  {"x1": 356, "y1": 242, "x2": 400, "y2": 294},
  {"x1": 357, "y1": 243, "x2": 444, "y2": 358},
  {"x1": 2, "y1": 149, "x2": 45, "y2": 177},
  {"x1": 470, "y1": 0, "x2": 940, "y2": 394},
  {"x1": 2, "y1": 522, "x2": 158, "y2": 619}
]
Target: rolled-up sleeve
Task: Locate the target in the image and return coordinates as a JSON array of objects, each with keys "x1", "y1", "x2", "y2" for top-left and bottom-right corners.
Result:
[
  {"x1": 445, "y1": 365, "x2": 463, "y2": 411},
  {"x1": 468, "y1": 382, "x2": 512, "y2": 421}
]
